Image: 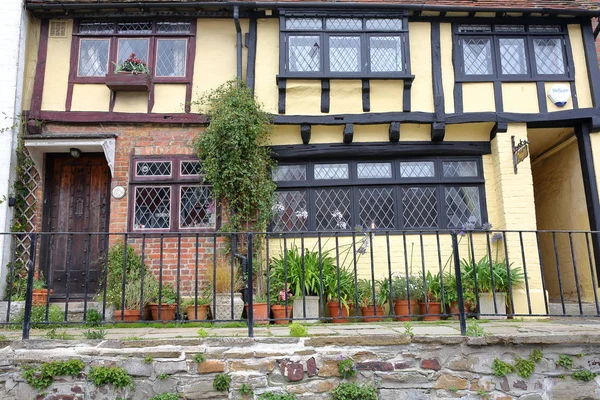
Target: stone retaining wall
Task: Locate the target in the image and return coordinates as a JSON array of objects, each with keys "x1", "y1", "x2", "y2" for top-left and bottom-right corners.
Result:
[{"x1": 0, "y1": 334, "x2": 599, "y2": 399}]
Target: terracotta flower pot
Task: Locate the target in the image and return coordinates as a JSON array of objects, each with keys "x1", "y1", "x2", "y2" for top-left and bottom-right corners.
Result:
[
  {"x1": 245, "y1": 302, "x2": 269, "y2": 325},
  {"x1": 186, "y1": 304, "x2": 209, "y2": 321},
  {"x1": 393, "y1": 299, "x2": 418, "y2": 321},
  {"x1": 114, "y1": 309, "x2": 141, "y2": 322},
  {"x1": 149, "y1": 303, "x2": 178, "y2": 321},
  {"x1": 419, "y1": 302, "x2": 442, "y2": 321},
  {"x1": 448, "y1": 302, "x2": 469, "y2": 320},
  {"x1": 360, "y1": 305, "x2": 385, "y2": 322},
  {"x1": 271, "y1": 304, "x2": 292, "y2": 325},
  {"x1": 327, "y1": 301, "x2": 350, "y2": 323},
  {"x1": 32, "y1": 289, "x2": 52, "y2": 305}
]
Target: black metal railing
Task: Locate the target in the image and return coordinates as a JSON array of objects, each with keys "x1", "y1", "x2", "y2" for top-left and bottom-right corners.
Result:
[{"x1": 2, "y1": 229, "x2": 599, "y2": 339}]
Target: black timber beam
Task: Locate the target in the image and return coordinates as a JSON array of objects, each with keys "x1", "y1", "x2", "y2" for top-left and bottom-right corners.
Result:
[
  {"x1": 490, "y1": 122, "x2": 508, "y2": 141},
  {"x1": 389, "y1": 122, "x2": 400, "y2": 143},
  {"x1": 300, "y1": 124, "x2": 311, "y2": 145}
]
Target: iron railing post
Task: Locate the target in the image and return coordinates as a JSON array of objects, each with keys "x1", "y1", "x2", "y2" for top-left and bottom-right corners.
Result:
[
  {"x1": 247, "y1": 234, "x2": 254, "y2": 337},
  {"x1": 22, "y1": 233, "x2": 37, "y2": 340},
  {"x1": 451, "y1": 232, "x2": 467, "y2": 336}
]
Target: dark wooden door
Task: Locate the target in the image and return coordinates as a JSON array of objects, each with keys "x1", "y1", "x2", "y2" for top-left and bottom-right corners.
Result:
[{"x1": 41, "y1": 154, "x2": 110, "y2": 298}]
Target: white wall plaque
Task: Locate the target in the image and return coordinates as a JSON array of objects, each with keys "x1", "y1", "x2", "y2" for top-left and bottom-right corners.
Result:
[{"x1": 112, "y1": 186, "x2": 126, "y2": 199}]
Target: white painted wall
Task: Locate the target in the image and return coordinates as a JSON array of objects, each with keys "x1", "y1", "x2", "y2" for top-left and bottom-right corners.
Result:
[{"x1": 0, "y1": 0, "x2": 28, "y2": 299}]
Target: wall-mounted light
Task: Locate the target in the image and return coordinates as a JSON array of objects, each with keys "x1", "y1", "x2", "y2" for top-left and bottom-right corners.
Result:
[{"x1": 70, "y1": 148, "x2": 81, "y2": 158}]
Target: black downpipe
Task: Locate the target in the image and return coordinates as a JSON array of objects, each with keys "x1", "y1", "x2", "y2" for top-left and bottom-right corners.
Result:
[{"x1": 234, "y1": 6, "x2": 242, "y2": 80}]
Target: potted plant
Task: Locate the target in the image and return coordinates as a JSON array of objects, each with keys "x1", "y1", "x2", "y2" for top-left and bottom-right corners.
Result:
[
  {"x1": 147, "y1": 279, "x2": 178, "y2": 321},
  {"x1": 391, "y1": 275, "x2": 422, "y2": 321},
  {"x1": 357, "y1": 279, "x2": 389, "y2": 322},
  {"x1": 269, "y1": 286, "x2": 293, "y2": 325},
  {"x1": 209, "y1": 257, "x2": 244, "y2": 321},
  {"x1": 105, "y1": 52, "x2": 152, "y2": 91},
  {"x1": 443, "y1": 271, "x2": 476, "y2": 319},
  {"x1": 32, "y1": 271, "x2": 52, "y2": 305},
  {"x1": 180, "y1": 281, "x2": 211, "y2": 321},
  {"x1": 419, "y1": 271, "x2": 443, "y2": 321},
  {"x1": 245, "y1": 293, "x2": 269, "y2": 325},
  {"x1": 323, "y1": 263, "x2": 355, "y2": 323},
  {"x1": 114, "y1": 278, "x2": 144, "y2": 322}
]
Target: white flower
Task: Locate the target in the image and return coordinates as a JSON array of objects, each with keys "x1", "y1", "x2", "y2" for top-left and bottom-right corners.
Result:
[
  {"x1": 295, "y1": 209, "x2": 308, "y2": 220},
  {"x1": 272, "y1": 202, "x2": 285, "y2": 213}
]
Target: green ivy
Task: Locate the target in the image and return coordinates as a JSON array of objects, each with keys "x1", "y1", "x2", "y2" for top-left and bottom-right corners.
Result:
[
  {"x1": 514, "y1": 357, "x2": 536, "y2": 379},
  {"x1": 88, "y1": 366, "x2": 134, "y2": 389},
  {"x1": 557, "y1": 355, "x2": 573, "y2": 369},
  {"x1": 22, "y1": 359, "x2": 85, "y2": 391},
  {"x1": 212, "y1": 373, "x2": 231, "y2": 392},
  {"x1": 572, "y1": 370, "x2": 597, "y2": 382},
  {"x1": 331, "y1": 382, "x2": 377, "y2": 400},
  {"x1": 491, "y1": 359, "x2": 515, "y2": 377}
]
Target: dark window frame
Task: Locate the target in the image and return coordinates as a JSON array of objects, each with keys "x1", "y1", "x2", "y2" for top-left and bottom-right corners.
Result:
[
  {"x1": 72, "y1": 19, "x2": 196, "y2": 84},
  {"x1": 271, "y1": 157, "x2": 488, "y2": 232},
  {"x1": 279, "y1": 13, "x2": 412, "y2": 79},
  {"x1": 454, "y1": 23, "x2": 573, "y2": 83},
  {"x1": 128, "y1": 155, "x2": 217, "y2": 233}
]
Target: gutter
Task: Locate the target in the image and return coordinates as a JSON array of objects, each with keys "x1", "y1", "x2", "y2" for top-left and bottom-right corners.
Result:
[
  {"x1": 24, "y1": 1, "x2": 600, "y2": 17},
  {"x1": 233, "y1": 5, "x2": 242, "y2": 80}
]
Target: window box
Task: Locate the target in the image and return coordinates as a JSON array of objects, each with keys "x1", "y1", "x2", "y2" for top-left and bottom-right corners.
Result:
[{"x1": 105, "y1": 72, "x2": 152, "y2": 92}]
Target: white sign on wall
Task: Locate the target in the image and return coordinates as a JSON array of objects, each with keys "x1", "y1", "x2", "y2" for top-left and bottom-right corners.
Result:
[{"x1": 547, "y1": 85, "x2": 571, "y2": 107}]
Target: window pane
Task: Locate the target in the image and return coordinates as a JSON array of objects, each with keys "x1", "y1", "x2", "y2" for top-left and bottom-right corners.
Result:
[
  {"x1": 357, "y1": 163, "x2": 392, "y2": 179},
  {"x1": 78, "y1": 39, "x2": 109, "y2": 77},
  {"x1": 366, "y1": 19, "x2": 403, "y2": 31},
  {"x1": 329, "y1": 36, "x2": 361, "y2": 72},
  {"x1": 495, "y1": 25, "x2": 525, "y2": 32},
  {"x1": 79, "y1": 21, "x2": 114, "y2": 34},
  {"x1": 534, "y1": 38, "x2": 565, "y2": 75},
  {"x1": 156, "y1": 39, "x2": 187, "y2": 77},
  {"x1": 272, "y1": 165, "x2": 307, "y2": 182},
  {"x1": 288, "y1": 36, "x2": 321, "y2": 72},
  {"x1": 136, "y1": 161, "x2": 172, "y2": 177},
  {"x1": 181, "y1": 160, "x2": 202, "y2": 176},
  {"x1": 445, "y1": 187, "x2": 482, "y2": 228},
  {"x1": 134, "y1": 187, "x2": 171, "y2": 229},
  {"x1": 402, "y1": 187, "x2": 438, "y2": 228},
  {"x1": 286, "y1": 18, "x2": 322, "y2": 30},
  {"x1": 462, "y1": 38, "x2": 493, "y2": 75},
  {"x1": 180, "y1": 186, "x2": 215, "y2": 229},
  {"x1": 314, "y1": 163, "x2": 349, "y2": 180},
  {"x1": 118, "y1": 21, "x2": 152, "y2": 34},
  {"x1": 529, "y1": 25, "x2": 561, "y2": 33},
  {"x1": 272, "y1": 190, "x2": 308, "y2": 232},
  {"x1": 458, "y1": 25, "x2": 492, "y2": 33},
  {"x1": 327, "y1": 18, "x2": 362, "y2": 31},
  {"x1": 315, "y1": 188, "x2": 352, "y2": 230},
  {"x1": 443, "y1": 161, "x2": 478, "y2": 178},
  {"x1": 359, "y1": 188, "x2": 395, "y2": 229},
  {"x1": 117, "y1": 38, "x2": 149, "y2": 66},
  {"x1": 157, "y1": 22, "x2": 191, "y2": 34},
  {"x1": 499, "y1": 38, "x2": 527, "y2": 75},
  {"x1": 400, "y1": 161, "x2": 435, "y2": 178},
  {"x1": 370, "y1": 36, "x2": 402, "y2": 72}
]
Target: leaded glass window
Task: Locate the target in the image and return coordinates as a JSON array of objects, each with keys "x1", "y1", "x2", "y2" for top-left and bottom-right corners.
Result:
[{"x1": 78, "y1": 39, "x2": 110, "y2": 77}]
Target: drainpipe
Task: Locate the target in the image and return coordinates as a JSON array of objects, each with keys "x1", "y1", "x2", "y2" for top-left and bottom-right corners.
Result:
[{"x1": 233, "y1": 6, "x2": 242, "y2": 80}]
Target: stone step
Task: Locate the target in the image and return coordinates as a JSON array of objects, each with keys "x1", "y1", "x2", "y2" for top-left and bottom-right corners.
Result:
[{"x1": 548, "y1": 301, "x2": 599, "y2": 316}]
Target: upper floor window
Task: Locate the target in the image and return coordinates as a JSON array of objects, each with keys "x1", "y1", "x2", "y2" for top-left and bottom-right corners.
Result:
[
  {"x1": 455, "y1": 24, "x2": 571, "y2": 81},
  {"x1": 281, "y1": 16, "x2": 409, "y2": 77},
  {"x1": 75, "y1": 20, "x2": 194, "y2": 81}
]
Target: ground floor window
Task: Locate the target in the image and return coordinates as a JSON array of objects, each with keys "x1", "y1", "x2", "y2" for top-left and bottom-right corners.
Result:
[
  {"x1": 271, "y1": 157, "x2": 486, "y2": 232},
  {"x1": 129, "y1": 156, "x2": 216, "y2": 232}
]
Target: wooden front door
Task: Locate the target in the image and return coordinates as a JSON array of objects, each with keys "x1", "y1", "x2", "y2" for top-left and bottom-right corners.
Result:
[{"x1": 41, "y1": 154, "x2": 110, "y2": 298}]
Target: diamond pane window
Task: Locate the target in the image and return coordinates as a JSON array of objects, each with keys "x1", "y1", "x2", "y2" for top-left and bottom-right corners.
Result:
[
  {"x1": 78, "y1": 39, "x2": 110, "y2": 77},
  {"x1": 286, "y1": 18, "x2": 323, "y2": 30},
  {"x1": 357, "y1": 163, "x2": 392, "y2": 179},
  {"x1": 462, "y1": 38, "x2": 493, "y2": 75},
  {"x1": 156, "y1": 39, "x2": 187, "y2": 77},
  {"x1": 495, "y1": 25, "x2": 525, "y2": 32},
  {"x1": 458, "y1": 25, "x2": 492, "y2": 33},
  {"x1": 370, "y1": 37, "x2": 402, "y2": 72},
  {"x1": 359, "y1": 188, "x2": 395, "y2": 229},
  {"x1": 499, "y1": 38, "x2": 527, "y2": 75},
  {"x1": 445, "y1": 187, "x2": 482, "y2": 228},
  {"x1": 79, "y1": 21, "x2": 114, "y2": 34},
  {"x1": 402, "y1": 187, "x2": 438, "y2": 228},
  {"x1": 400, "y1": 162, "x2": 435, "y2": 178},
  {"x1": 315, "y1": 188, "x2": 352, "y2": 230},
  {"x1": 134, "y1": 187, "x2": 171, "y2": 230},
  {"x1": 272, "y1": 165, "x2": 307, "y2": 182},
  {"x1": 529, "y1": 25, "x2": 561, "y2": 33},
  {"x1": 117, "y1": 38, "x2": 149, "y2": 66},
  {"x1": 118, "y1": 21, "x2": 152, "y2": 34},
  {"x1": 366, "y1": 19, "x2": 403, "y2": 31},
  {"x1": 136, "y1": 161, "x2": 172, "y2": 177},
  {"x1": 329, "y1": 36, "x2": 361, "y2": 72},
  {"x1": 272, "y1": 190, "x2": 308, "y2": 232},
  {"x1": 314, "y1": 164, "x2": 349, "y2": 180},
  {"x1": 533, "y1": 38, "x2": 565, "y2": 75},
  {"x1": 181, "y1": 161, "x2": 202, "y2": 176},
  {"x1": 443, "y1": 161, "x2": 478, "y2": 178},
  {"x1": 327, "y1": 18, "x2": 362, "y2": 31},
  {"x1": 289, "y1": 36, "x2": 321, "y2": 72},
  {"x1": 157, "y1": 22, "x2": 192, "y2": 34},
  {"x1": 180, "y1": 186, "x2": 215, "y2": 229}
]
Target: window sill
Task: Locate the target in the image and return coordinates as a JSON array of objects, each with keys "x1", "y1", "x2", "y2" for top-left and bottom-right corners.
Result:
[{"x1": 277, "y1": 74, "x2": 415, "y2": 81}]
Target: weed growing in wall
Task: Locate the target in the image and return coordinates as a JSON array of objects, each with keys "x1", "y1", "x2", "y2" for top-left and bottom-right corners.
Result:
[
  {"x1": 331, "y1": 382, "x2": 377, "y2": 400},
  {"x1": 22, "y1": 359, "x2": 85, "y2": 391},
  {"x1": 213, "y1": 373, "x2": 231, "y2": 392},
  {"x1": 88, "y1": 366, "x2": 134, "y2": 389}
]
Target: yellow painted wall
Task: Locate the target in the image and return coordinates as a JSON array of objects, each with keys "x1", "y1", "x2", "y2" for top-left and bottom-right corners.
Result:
[
  {"x1": 568, "y1": 24, "x2": 593, "y2": 109},
  {"x1": 22, "y1": 16, "x2": 41, "y2": 110},
  {"x1": 285, "y1": 80, "x2": 322, "y2": 115},
  {"x1": 502, "y1": 83, "x2": 539, "y2": 113},
  {"x1": 370, "y1": 81, "x2": 403, "y2": 112},
  {"x1": 463, "y1": 83, "x2": 495, "y2": 112},
  {"x1": 254, "y1": 18, "x2": 279, "y2": 114},
  {"x1": 152, "y1": 84, "x2": 187, "y2": 113},
  {"x1": 113, "y1": 92, "x2": 148, "y2": 113},
  {"x1": 41, "y1": 19, "x2": 72, "y2": 111},
  {"x1": 409, "y1": 22, "x2": 434, "y2": 112},
  {"x1": 440, "y1": 23, "x2": 455, "y2": 114},
  {"x1": 70, "y1": 84, "x2": 110, "y2": 112},
  {"x1": 532, "y1": 139, "x2": 597, "y2": 302}
]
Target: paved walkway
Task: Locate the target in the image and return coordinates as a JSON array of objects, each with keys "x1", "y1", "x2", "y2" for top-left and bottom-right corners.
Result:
[{"x1": 1, "y1": 318, "x2": 599, "y2": 340}]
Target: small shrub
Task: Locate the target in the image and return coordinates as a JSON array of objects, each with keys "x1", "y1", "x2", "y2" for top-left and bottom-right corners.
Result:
[
  {"x1": 289, "y1": 322, "x2": 308, "y2": 337},
  {"x1": 88, "y1": 366, "x2": 134, "y2": 389},
  {"x1": 530, "y1": 349, "x2": 543, "y2": 363},
  {"x1": 557, "y1": 355, "x2": 573, "y2": 369},
  {"x1": 338, "y1": 358, "x2": 356, "y2": 379},
  {"x1": 449, "y1": 386, "x2": 458, "y2": 393},
  {"x1": 197, "y1": 328, "x2": 209, "y2": 338},
  {"x1": 476, "y1": 389, "x2": 489, "y2": 399},
  {"x1": 492, "y1": 359, "x2": 515, "y2": 377},
  {"x1": 572, "y1": 369, "x2": 597, "y2": 382},
  {"x1": 85, "y1": 309, "x2": 103, "y2": 327},
  {"x1": 239, "y1": 383, "x2": 253, "y2": 396},
  {"x1": 193, "y1": 354, "x2": 205, "y2": 364},
  {"x1": 514, "y1": 357, "x2": 535, "y2": 379},
  {"x1": 143, "y1": 356, "x2": 153, "y2": 364},
  {"x1": 45, "y1": 328, "x2": 74, "y2": 340},
  {"x1": 22, "y1": 359, "x2": 85, "y2": 391},
  {"x1": 213, "y1": 374, "x2": 231, "y2": 392},
  {"x1": 150, "y1": 393, "x2": 180, "y2": 400},
  {"x1": 83, "y1": 329, "x2": 107, "y2": 340},
  {"x1": 16, "y1": 305, "x2": 63, "y2": 329},
  {"x1": 157, "y1": 373, "x2": 169, "y2": 380},
  {"x1": 404, "y1": 322, "x2": 414, "y2": 338},
  {"x1": 257, "y1": 393, "x2": 297, "y2": 400},
  {"x1": 466, "y1": 318, "x2": 486, "y2": 337},
  {"x1": 331, "y1": 382, "x2": 377, "y2": 400}
]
